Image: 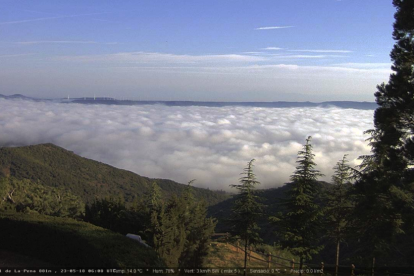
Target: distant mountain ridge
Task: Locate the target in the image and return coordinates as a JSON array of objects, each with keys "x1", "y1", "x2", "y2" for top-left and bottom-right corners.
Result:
[
  {"x1": 0, "y1": 94, "x2": 36, "y2": 100},
  {"x1": 69, "y1": 99, "x2": 378, "y2": 109},
  {"x1": 0, "y1": 143, "x2": 229, "y2": 206},
  {"x1": 0, "y1": 94, "x2": 378, "y2": 110}
]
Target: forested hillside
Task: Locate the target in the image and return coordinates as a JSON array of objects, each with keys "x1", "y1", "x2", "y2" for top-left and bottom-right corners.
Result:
[
  {"x1": 0, "y1": 143, "x2": 229, "y2": 206},
  {"x1": 209, "y1": 181, "x2": 332, "y2": 242}
]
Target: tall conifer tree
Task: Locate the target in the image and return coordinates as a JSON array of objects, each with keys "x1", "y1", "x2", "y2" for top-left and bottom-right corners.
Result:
[
  {"x1": 148, "y1": 181, "x2": 162, "y2": 211},
  {"x1": 179, "y1": 180, "x2": 216, "y2": 267},
  {"x1": 325, "y1": 155, "x2": 354, "y2": 276},
  {"x1": 150, "y1": 180, "x2": 216, "y2": 268},
  {"x1": 230, "y1": 159, "x2": 262, "y2": 276},
  {"x1": 273, "y1": 136, "x2": 323, "y2": 275},
  {"x1": 354, "y1": 0, "x2": 414, "y2": 262},
  {"x1": 372, "y1": 0, "x2": 414, "y2": 177}
]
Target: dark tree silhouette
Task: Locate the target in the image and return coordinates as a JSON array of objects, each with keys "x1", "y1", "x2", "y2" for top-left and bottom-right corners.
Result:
[
  {"x1": 230, "y1": 159, "x2": 262, "y2": 276},
  {"x1": 353, "y1": 0, "x2": 414, "y2": 263},
  {"x1": 272, "y1": 137, "x2": 324, "y2": 275}
]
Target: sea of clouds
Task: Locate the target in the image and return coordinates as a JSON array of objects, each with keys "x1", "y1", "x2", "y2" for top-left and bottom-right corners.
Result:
[{"x1": 0, "y1": 99, "x2": 374, "y2": 190}]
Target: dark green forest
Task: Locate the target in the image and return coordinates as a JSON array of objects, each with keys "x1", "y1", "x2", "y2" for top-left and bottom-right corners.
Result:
[
  {"x1": 1, "y1": 0, "x2": 413, "y2": 274},
  {"x1": 0, "y1": 143, "x2": 229, "y2": 206},
  {"x1": 0, "y1": 144, "x2": 225, "y2": 269}
]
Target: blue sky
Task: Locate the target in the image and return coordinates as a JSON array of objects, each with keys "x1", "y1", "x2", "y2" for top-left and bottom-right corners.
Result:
[{"x1": 0, "y1": 0, "x2": 395, "y2": 101}]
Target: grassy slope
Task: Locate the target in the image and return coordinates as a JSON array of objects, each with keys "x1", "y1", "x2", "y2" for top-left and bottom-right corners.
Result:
[
  {"x1": 205, "y1": 242, "x2": 296, "y2": 269},
  {"x1": 0, "y1": 211, "x2": 164, "y2": 268},
  {"x1": 0, "y1": 143, "x2": 229, "y2": 205}
]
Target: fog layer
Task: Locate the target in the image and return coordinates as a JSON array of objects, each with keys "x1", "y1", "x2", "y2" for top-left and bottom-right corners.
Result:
[{"x1": 0, "y1": 99, "x2": 373, "y2": 190}]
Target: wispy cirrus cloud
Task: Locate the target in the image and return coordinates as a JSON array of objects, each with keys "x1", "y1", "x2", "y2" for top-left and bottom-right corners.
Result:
[
  {"x1": 241, "y1": 51, "x2": 265, "y2": 55},
  {"x1": 245, "y1": 63, "x2": 391, "y2": 75},
  {"x1": 55, "y1": 51, "x2": 266, "y2": 64},
  {"x1": 276, "y1": 54, "x2": 344, "y2": 59},
  {"x1": 333, "y1": 62, "x2": 391, "y2": 69},
  {"x1": 107, "y1": 63, "x2": 390, "y2": 77},
  {"x1": 288, "y1": 49, "x2": 353, "y2": 53},
  {"x1": 22, "y1": 9, "x2": 59, "y2": 15},
  {"x1": 37, "y1": 51, "x2": 389, "y2": 79},
  {"x1": 0, "y1": 58, "x2": 390, "y2": 104},
  {"x1": 0, "y1": 53, "x2": 34, "y2": 58},
  {"x1": 17, "y1": 41, "x2": 98, "y2": 45},
  {"x1": 17, "y1": 41, "x2": 119, "y2": 46},
  {"x1": 262, "y1": 47, "x2": 283, "y2": 50},
  {"x1": 53, "y1": 51, "x2": 347, "y2": 66},
  {"x1": 37, "y1": 51, "x2": 390, "y2": 91},
  {"x1": 255, "y1": 26, "x2": 293, "y2": 30},
  {"x1": 0, "y1": 12, "x2": 109, "y2": 26}
]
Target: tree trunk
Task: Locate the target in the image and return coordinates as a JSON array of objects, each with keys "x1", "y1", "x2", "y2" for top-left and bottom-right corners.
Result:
[
  {"x1": 7, "y1": 189, "x2": 15, "y2": 204},
  {"x1": 244, "y1": 238, "x2": 248, "y2": 276},
  {"x1": 335, "y1": 238, "x2": 340, "y2": 276},
  {"x1": 371, "y1": 257, "x2": 375, "y2": 276},
  {"x1": 299, "y1": 257, "x2": 303, "y2": 276}
]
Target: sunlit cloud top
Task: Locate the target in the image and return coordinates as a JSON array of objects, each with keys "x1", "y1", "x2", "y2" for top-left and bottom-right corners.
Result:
[{"x1": 0, "y1": 99, "x2": 374, "y2": 190}]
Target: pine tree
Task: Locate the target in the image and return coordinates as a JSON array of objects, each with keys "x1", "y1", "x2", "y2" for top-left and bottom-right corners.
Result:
[
  {"x1": 273, "y1": 136, "x2": 324, "y2": 275},
  {"x1": 325, "y1": 155, "x2": 354, "y2": 276},
  {"x1": 353, "y1": 0, "x2": 414, "y2": 262},
  {"x1": 230, "y1": 159, "x2": 262, "y2": 276}
]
